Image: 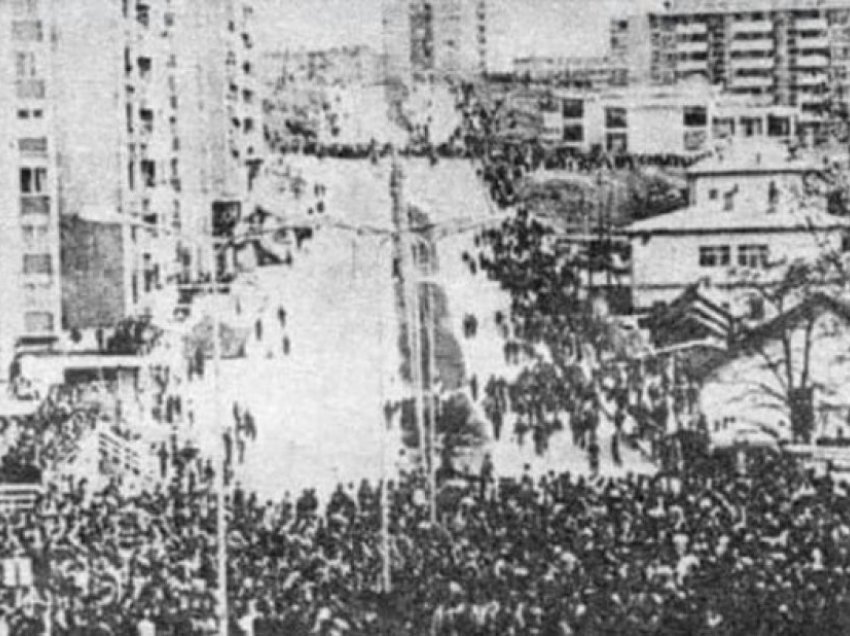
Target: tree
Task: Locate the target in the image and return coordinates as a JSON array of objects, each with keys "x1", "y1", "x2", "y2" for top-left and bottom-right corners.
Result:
[{"x1": 726, "y1": 257, "x2": 848, "y2": 442}]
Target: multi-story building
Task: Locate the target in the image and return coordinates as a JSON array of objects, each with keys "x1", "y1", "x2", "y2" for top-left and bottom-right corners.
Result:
[
  {"x1": 264, "y1": 46, "x2": 383, "y2": 90},
  {"x1": 0, "y1": 0, "x2": 60, "y2": 368},
  {"x1": 382, "y1": 0, "x2": 488, "y2": 82},
  {"x1": 0, "y1": 0, "x2": 260, "y2": 380},
  {"x1": 611, "y1": 0, "x2": 850, "y2": 138},
  {"x1": 534, "y1": 80, "x2": 802, "y2": 154},
  {"x1": 512, "y1": 55, "x2": 629, "y2": 88},
  {"x1": 174, "y1": 0, "x2": 263, "y2": 280}
]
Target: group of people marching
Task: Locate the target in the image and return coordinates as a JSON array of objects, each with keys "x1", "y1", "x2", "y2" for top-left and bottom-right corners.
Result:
[{"x1": 1, "y1": 437, "x2": 850, "y2": 635}]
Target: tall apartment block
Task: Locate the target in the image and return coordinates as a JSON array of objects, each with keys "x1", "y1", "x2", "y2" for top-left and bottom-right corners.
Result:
[
  {"x1": 382, "y1": 0, "x2": 488, "y2": 82},
  {"x1": 610, "y1": 0, "x2": 850, "y2": 137},
  {"x1": 0, "y1": 0, "x2": 261, "y2": 379}
]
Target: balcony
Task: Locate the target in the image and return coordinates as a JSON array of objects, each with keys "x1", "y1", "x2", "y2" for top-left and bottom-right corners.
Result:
[
  {"x1": 794, "y1": 54, "x2": 829, "y2": 68},
  {"x1": 678, "y1": 57, "x2": 708, "y2": 72},
  {"x1": 20, "y1": 195, "x2": 49, "y2": 216},
  {"x1": 794, "y1": 18, "x2": 828, "y2": 32},
  {"x1": 797, "y1": 36, "x2": 829, "y2": 49},
  {"x1": 730, "y1": 39, "x2": 773, "y2": 53},
  {"x1": 731, "y1": 20, "x2": 773, "y2": 34},
  {"x1": 16, "y1": 80, "x2": 45, "y2": 99},
  {"x1": 678, "y1": 40, "x2": 708, "y2": 54},
  {"x1": 675, "y1": 21, "x2": 707, "y2": 35},
  {"x1": 731, "y1": 74, "x2": 773, "y2": 89},
  {"x1": 731, "y1": 56, "x2": 774, "y2": 70},
  {"x1": 795, "y1": 72, "x2": 827, "y2": 86}
]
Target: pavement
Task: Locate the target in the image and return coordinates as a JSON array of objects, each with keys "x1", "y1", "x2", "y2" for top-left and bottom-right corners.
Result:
[{"x1": 167, "y1": 155, "x2": 654, "y2": 502}]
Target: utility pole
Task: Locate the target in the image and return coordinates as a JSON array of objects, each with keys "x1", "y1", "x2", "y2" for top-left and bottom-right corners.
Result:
[{"x1": 212, "y1": 266, "x2": 228, "y2": 636}]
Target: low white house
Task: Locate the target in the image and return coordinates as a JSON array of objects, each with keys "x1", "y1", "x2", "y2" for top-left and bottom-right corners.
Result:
[{"x1": 625, "y1": 142, "x2": 850, "y2": 313}]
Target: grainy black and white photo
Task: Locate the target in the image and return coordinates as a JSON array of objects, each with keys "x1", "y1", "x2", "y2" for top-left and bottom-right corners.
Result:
[{"x1": 4, "y1": 0, "x2": 850, "y2": 633}]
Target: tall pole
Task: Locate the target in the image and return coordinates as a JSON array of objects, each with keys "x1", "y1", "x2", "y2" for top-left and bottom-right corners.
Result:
[
  {"x1": 211, "y1": 263, "x2": 228, "y2": 635},
  {"x1": 426, "y1": 243, "x2": 438, "y2": 525},
  {"x1": 377, "y1": 237, "x2": 391, "y2": 594},
  {"x1": 390, "y1": 154, "x2": 426, "y2": 486}
]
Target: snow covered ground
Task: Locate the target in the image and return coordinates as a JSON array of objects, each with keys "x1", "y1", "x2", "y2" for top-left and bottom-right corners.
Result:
[{"x1": 184, "y1": 155, "x2": 652, "y2": 501}]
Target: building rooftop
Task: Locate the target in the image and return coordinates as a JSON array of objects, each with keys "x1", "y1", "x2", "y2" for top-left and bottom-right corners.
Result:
[
  {"x1": 625, "y1": 201, "x2": 849, "y2": 236},
  {"x1": 665, "y1": 0, "x2": 850, "y2": 15}
]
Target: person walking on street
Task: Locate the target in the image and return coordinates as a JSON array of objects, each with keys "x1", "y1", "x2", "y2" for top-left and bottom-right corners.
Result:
[
  {"x1": 611, "y1": 431, "x2": 622, "y2": 467},
  {"x1": 158, "y1": 443, "x2": 169, "y2": 480},
  {"x1": 588, "y1": 434, "x2": 600, "y2": 475}
]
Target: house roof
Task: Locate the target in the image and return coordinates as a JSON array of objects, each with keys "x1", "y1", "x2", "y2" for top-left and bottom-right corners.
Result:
[
  {"x1": 699, "y1": 293, "x2": 850, "y2": 380},
  {"x1": 624, "y1": 202, "x2": 850, "y2": 236}
]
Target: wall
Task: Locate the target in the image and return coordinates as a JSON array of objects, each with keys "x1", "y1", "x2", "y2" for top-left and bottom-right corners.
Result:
[
  {"x1": 691, "y1": 172, "x2": 804, "y2": 210},
  {"x1": 60, "y1": 217, "x2": 126, "y2": 329},
  {"x1": 628, "y1": 106, "x2": 687, "y2": 155},
  {"x1": 630, "y1": 228, "x2": 843, "y2": 310}
]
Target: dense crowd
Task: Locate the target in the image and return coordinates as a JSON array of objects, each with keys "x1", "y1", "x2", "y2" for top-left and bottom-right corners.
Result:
[{"x1": 1, "y1": 442, "x2": 850, "y2": 634}]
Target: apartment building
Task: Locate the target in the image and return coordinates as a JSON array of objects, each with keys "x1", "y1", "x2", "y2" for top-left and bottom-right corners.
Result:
[
  {"x1": 264, "y1": 46, "x2": 383, "y2": 89},
  {"x1": 0, "y1": 0, "x2": 260, "y2": 379},
  {"x1": 174, "y1": 0, "x2": 263, "y2": 280},
  {"x1": 512, "y1": 55, "x2": 629, "y2": 88},
  {"x1": 535, "y1": 80, "x2": 801, "y2": 154},
  {"x1": 382, "y1": 0, "x2": 488, "y2": 82},
  {"x1": 0, "y1": 0, "x2": 60, "y2": 371},
  {"x1": 610, "y1": 0, "x2": 850, "y2": 138}
]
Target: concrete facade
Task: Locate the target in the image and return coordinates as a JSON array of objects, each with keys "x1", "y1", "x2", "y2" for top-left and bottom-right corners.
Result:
[
  {"x1": 626, "y1": 143, "x2": 850, "y2": 311},
  {"x1": 0, "y1": 0, "x2": 261, "y2": 380},
  {"x1": 538, "y1": 81, "x2": 802, "y2": 153},
  {"x1": 610, "y1": 0, "x2": 850, "y2": 137}
]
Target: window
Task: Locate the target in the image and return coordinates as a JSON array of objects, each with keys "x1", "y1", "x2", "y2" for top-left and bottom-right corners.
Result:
[
  {"x1": 15, "y1": 52, "x2": 37, "y2": 78},
  {"x1": 683, "y1": 105, "x2": 707, "y2": 127},
  {"x1": 22, "y1": 224, "x2": 47, "y2": 247},
  {"x1": 20, "y1": 167, "x2": 47, "y2": 194},
  {"x1": 738, "y1": 244, "x2": 768, "y2": 268},
  {"x1": 140, "y1": 159, "x2": 156, "y2": 187},
  {"x1": 562, "y1": 98, "x2": 584, "y2": 119},
  {"x1": 606, "y1": 132, "x2": 627, "y2": 153},
  {"x1": 24, "y1": 311, "x2": 53, "y2": 333},
  {"x1": 699, "y1": 245, "x2": 731, "y2": 267},
  {"x1": 12, "y1": 20, "x2": 42, "y2": 41},
  {"x1": 23, "y1": 253, "x2": 51, "y2": 275},
  {"x1": 708, "y1": 188, "x2": 718, "y2": 200},
  {"x1": 139, "y1": 108, "x2": 153, "y2": 133},
  {"x1": 605, "y1": 107, "x2": 627, "y2": 129},
  {"x1": 13, "y1": 0, "x2": 39, "y2": 16},
  {"x1": 767, "y1": 115, "x2": 790, "y2": 137},
  {"x1": 136, "y1": 3, "x2": 150, "y2": 27},
  {"x1": 19, "y1": 137, "x2": 47, "y2": 156},
  {"x1": 137, "y1": 56, "x2": 152, "y2": 80},
  {"x1": 563, "y1": 124, "x2": 584, "y2": 142}
]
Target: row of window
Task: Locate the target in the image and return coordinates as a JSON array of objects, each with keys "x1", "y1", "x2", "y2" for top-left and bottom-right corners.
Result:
[{"x1": 698, "y1": 244, "x2": 769, "y2": 268}]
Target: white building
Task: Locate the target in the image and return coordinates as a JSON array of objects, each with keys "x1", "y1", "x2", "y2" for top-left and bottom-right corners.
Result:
[
  {"x1": 382, "y1": 0, "x2": 488, "y2": 82},
  {"x1": 609, "y1": 0, "x2": 850, "y2": 138},
  {"x1": 539, "y1": 79, "x2": 803, "y2": 153},
  {"x1": 0, "y1": 0, "x2": 261, "y2": 381},
  {"x1": 625, "y1": 142, "x2": 850, "y2": 312}
]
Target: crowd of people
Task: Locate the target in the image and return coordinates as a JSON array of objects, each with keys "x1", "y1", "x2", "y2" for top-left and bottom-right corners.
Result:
[{"x1": 1, "y1": 441, "x2": 849, "y2": 634}]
